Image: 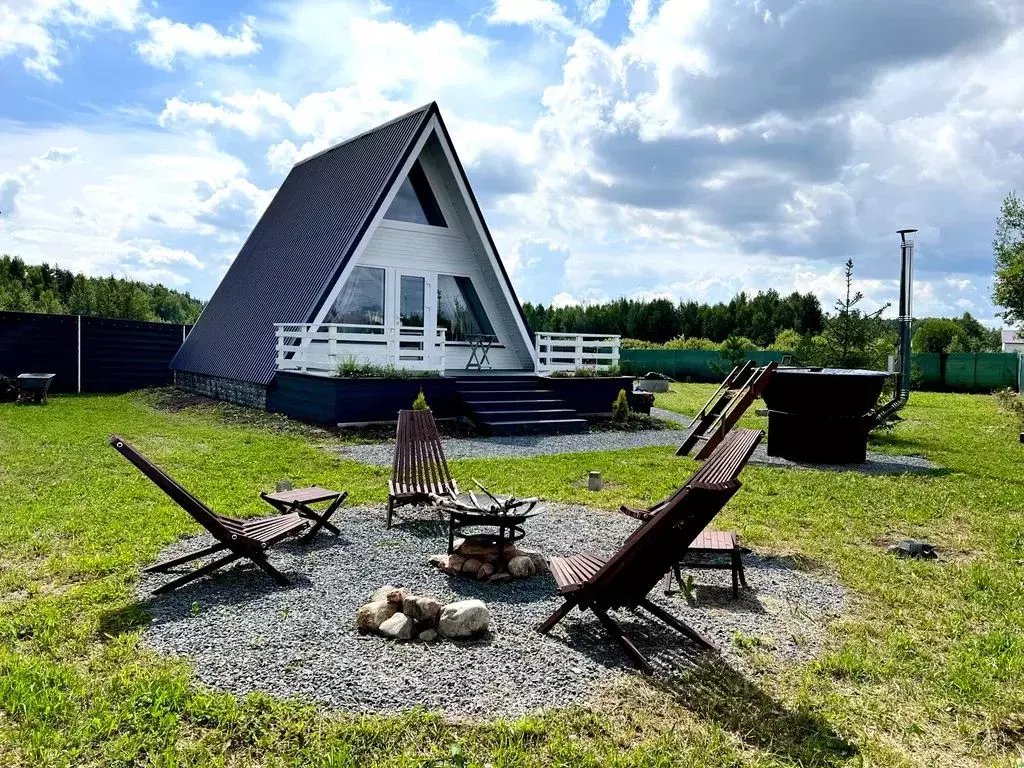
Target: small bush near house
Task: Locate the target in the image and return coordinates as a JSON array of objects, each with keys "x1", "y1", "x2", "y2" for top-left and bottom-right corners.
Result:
[
  {"x1": 412, "y1": 390, "x2": 429, "y2": 410},
  {"x1": 548, "y1": 366, "x2": 621, "y2": 378},
  {"x1": 994, "y1": 387, "x2": 1024, "y2": 425},
  {"x1": 335, "y1": 357, "x2": 440, "y2": 379},
  {"x1": 612, "y1": 388, "x2": 631, "y2": 422}
]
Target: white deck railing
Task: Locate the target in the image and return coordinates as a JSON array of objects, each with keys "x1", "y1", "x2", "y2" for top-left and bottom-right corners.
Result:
[
  {"x1": 535, "y1": 332, "x2": 621, "y2": 374},
  {"x1": 275, "y1": 323, "x2": 446, "y2": 375}
]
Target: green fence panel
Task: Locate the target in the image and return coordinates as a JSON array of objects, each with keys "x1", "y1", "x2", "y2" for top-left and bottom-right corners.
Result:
[
  {"x1": 911, "y1": 353, "x2": 942, "y2": 387},
  {"x1": 943, "y1": 354, "x2": 976, "y2": 390},
  {"x1": 621, "y1": 349, "x2": 1020, "y2": 391},
  {"x1": 974, "y1": 353, "x2": 1019, "y2": 391}
]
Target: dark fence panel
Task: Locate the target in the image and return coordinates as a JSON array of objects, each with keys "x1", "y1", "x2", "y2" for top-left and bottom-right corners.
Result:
[
  {"x1": 81, "y1": 316, "x2": 189, "y2": 392},
  {"x1": 0, "y1": 311, "x2": 190, "y2": 394},
  {"x1": 0, "y1": 312, "x2": 78, "y2": 393}
]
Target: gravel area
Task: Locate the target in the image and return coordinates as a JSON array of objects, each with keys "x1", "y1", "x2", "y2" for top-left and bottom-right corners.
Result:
[
  {"x1": 139, "y1": 503, "x2": 845, "y2": 718},
  {"x1": 330, "y1": 415, "x2": 937, "y2": 475},
  {"x1": 331, "y1": 428, "x2": 690, "y2": 464}
]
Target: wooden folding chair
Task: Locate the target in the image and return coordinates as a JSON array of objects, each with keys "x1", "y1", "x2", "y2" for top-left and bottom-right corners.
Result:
[
  {"x1": 538, "y1": 428, "x2": 763, "y2": 673},
  {"x1": 386, "y1": 409, "x2": 459, "y2": 528},
  {"x1": 110, "y1": 435, "x2": 307, "y2": 594}
]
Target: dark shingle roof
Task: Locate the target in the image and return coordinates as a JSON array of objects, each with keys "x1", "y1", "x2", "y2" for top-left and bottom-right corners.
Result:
[{"x1": 171, "y1": 104, "x2": 433, "y2": 385}]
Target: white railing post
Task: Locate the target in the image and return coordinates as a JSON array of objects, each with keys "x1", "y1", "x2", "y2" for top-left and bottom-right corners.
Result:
[{"x1": 533, "y1": 331, "x2": 620, "y2": 375}]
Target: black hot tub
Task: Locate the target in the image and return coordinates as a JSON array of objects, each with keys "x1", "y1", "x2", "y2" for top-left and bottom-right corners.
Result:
[{"x1": 760, "y1": 367, "x2": 889, "y2": 463}]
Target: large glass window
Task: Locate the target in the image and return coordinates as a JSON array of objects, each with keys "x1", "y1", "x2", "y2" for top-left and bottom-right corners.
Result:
[
  {"x1": 436, "y1": 274, "x2": 494, "y2": 342},
  {"x1": 384, "y1": 162, "x2": 447, "y2": 227},
  {"x1": 324, "y1": 266, "x2": 385, "y2": 325},
  {"x1": 399, "y1": 275, "x2": 425, "y2": 327}
]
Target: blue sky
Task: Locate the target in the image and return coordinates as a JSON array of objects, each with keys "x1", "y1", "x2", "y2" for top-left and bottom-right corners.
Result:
[{"x1": 1, "y1": 0, "x2": 1022, "y2": 325}]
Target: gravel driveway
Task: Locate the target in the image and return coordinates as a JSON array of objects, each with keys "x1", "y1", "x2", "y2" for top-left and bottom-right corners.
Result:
[{"x1": 139, "y1": 504, "x2": 845, "y2": 718}]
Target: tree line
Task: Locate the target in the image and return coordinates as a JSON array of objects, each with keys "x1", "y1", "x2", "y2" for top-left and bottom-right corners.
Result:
[
  {"x1": 523, "y1": 290, "x2": 825, "y2": 346},
  {"x1": 0, "y1": 255, "x2": 205, "y2": 324}
]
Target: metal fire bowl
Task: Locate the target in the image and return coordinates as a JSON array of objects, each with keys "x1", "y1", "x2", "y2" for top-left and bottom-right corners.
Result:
[{"x1": 760, "y1": 367, "x2": 889, "y2": 417}]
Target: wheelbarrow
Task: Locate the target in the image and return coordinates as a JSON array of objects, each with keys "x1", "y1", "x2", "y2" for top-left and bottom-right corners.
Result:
[{"x1": 16, "y1": 373, "x2": 56, "y2": 404}]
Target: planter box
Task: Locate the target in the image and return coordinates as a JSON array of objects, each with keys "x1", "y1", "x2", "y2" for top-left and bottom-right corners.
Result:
[
  {"x1": 542, "y1": 375, "x2": 635, "y2": 415},
  {"x1": 268, "y1": 372, "x2": 458, "y2": 425}
]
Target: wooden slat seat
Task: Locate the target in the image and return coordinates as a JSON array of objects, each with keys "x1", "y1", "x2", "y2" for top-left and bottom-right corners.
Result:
[
  {"x1": 539, "y1": 428, "x2": 764, "y2": 674},
  {"x1": 618, "y1": 430, "x2": 761, "y2": 600},
  {"x1": 386, "y1": 409, "x2": 459, "y2": 528},
  {"x1": 109, "y1": 435, "x2": 309, "y2": 594}
]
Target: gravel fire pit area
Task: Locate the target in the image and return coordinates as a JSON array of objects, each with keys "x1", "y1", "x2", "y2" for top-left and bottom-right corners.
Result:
[{"x1": 139, "y1": 505, "x2": 845, "y2": 718}]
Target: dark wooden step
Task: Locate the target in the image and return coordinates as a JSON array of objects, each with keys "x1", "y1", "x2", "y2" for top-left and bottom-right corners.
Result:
[
  {"x1": 458, "y1": 388, "x2": 555, "y2": 397},
  {"x1": 475, "y1": 408, "x2": 577, "y2": 422},
  {"x1": 463, "y1": 398, "x2": 563, "y2": 410},
  {"x1": 485, "y1": 418, "x2": 588, "y2": 436}
]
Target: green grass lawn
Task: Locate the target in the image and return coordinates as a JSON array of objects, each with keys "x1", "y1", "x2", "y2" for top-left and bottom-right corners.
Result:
[{"x1": 1, "y1": 386, "x2": 1023, "y2": 767}]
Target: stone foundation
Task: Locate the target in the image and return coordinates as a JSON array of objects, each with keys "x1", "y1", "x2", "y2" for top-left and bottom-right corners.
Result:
[{"x1": 173, "y1": 371, "x2": 267, "y2": 408}]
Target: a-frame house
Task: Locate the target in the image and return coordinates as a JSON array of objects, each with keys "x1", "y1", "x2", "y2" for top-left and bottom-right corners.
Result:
[{"x1": 171, "y1": 103, "x2": 623, "y2": 432}]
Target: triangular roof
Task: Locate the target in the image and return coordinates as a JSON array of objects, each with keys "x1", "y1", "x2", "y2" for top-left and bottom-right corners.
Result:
[{"x1": 171, "y1": 102, "x2": 532, "y2": 385}]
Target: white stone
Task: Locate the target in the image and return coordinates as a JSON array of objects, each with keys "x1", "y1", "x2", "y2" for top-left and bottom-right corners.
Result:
[
  {"x1": 507, "y1": 555, "x2": 537, "y2": 579},
  {"x1": 438, "y1": 599, "x2": 490, "y2": 638},
  {"x1": 356, "y1": 600, "x2": 397, "y2": 632},
  {"x1": 378, "y1": 612, "x2": 414, "y2": 640}
]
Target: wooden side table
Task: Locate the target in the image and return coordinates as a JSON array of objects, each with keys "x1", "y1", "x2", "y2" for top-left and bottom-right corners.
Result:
[
  {"x1": 260, "y1": 485, "x2": 347, "y2": 544},
  {"x1": 664, "y1": 530, "x2": 747, "y2": 599}
]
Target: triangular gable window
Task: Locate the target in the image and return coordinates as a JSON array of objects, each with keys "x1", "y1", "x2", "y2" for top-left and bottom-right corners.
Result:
[{"x1": 384, "y1": 161, "x2": 447, "y2": 227}]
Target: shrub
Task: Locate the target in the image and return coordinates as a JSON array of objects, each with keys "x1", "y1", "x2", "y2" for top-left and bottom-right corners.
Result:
[
  {"x1": 612, "y1": 388, "x2": 631, "y2": 422},
  {"x1": 769, "y1": 329, "x2": 802, "y2": 352},
  {"x1": 412, "y1": 390, "x2": 429, "y2": 410},
  {"x1": 548, "y1": 366, "x2": 622, "y2": 378},
  {"x1": 663, "y1": 336, "x2": 722, "y2": 351},
  {"x1": 335, "y1": 357, "x2": 440, "y2": 379},
  {"x1": 994, "y1": 387, "x2": 1024, "y2": 426}
]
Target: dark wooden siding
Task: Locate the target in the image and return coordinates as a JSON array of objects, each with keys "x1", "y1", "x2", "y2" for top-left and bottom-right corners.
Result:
[
  {"x1": 268, "y1": 372, "x2": 458, "y2": 425},
  {"x1": 544, "y1": 375, "x2": 635, "y2": 415}
]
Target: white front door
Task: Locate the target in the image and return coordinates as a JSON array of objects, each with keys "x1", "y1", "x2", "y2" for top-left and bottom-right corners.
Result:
[{"x1": 392, "y1": 270, "x2": 441, "y2": 370}]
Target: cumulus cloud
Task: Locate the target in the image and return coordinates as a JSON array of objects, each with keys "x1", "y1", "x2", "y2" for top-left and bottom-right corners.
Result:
[
  {"x1": 135, "y1": 16, "x2": 260, "y2": 69},
  {"x1": 0, "y1": 175, "x2": 26, "y2": 216},
  {"x1": 0, "y1": 0, "x2": 141, "y2": 79}
]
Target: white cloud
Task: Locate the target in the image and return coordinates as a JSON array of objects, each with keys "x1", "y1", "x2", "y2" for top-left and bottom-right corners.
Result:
[
  {"x1": 0, "y1": 0, "x2": 141, "y2": 80},
  {"x1": 0, "y1": 123, "x2": 258, "y2": 287},
  {"x1": 135, "y1": 16, "x2": 260, "y2": 69},
  {"x1": 1, "y1": 175, "x2": 26, "y2": 216},
  {"x1": 580, "y1": 0, "x2": 611, "y2": 26},
  {"x1": 489, "y1": 0, "x2": 578, "y2": 34}
]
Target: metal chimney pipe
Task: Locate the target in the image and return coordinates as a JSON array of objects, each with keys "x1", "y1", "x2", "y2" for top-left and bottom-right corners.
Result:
[
  {"x1": 896, "y1": 228, "x2": 917, "y2": 400},
  {"x1": 871, "y1": 228, "x2": 917, "y2": 428}
]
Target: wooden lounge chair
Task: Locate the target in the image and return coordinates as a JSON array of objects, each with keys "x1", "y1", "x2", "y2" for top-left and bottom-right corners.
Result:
[
  {"x1": 538, "y1": 428, "x2": 763, "y2": 673},
  {"x1": 110, "y1": 435, "x2": 308, "y2": 594},
  {"x1": 386, "y1": 409, "x2": 459, "y2": 528}
]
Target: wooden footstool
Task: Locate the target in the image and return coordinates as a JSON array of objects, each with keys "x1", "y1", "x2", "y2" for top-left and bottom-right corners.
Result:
[
  {"x1": 664, "y1": 530, "x2": 747, "y2": 599},
  {"x1": 260, "y1": 486, "x2": 347, "y2": 544}
]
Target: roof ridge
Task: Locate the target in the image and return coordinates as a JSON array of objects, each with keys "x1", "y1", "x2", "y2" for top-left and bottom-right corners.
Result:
[{"x1": 292, "y1": 102, "x2": 436, "y2": 169}]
